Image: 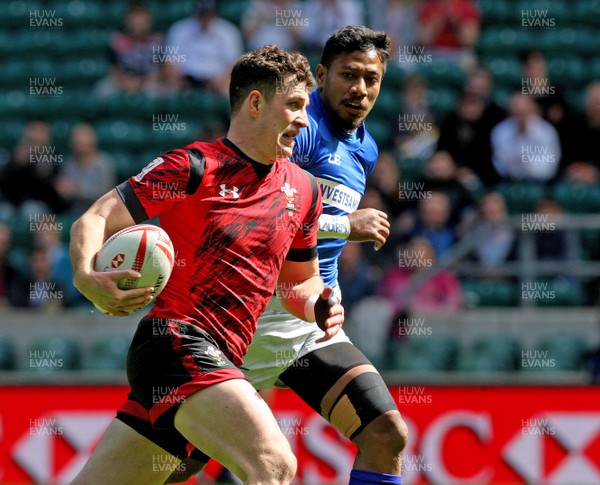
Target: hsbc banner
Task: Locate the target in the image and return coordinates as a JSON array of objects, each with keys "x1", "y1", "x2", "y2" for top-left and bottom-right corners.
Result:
[{"x1": 0, "y1": 386, "x2": 599, "y2": 484}]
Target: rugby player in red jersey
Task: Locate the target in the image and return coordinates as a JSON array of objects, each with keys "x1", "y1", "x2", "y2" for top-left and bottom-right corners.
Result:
[{"x1": 69, "y1": 45, "x2": 344, "y2": 485}]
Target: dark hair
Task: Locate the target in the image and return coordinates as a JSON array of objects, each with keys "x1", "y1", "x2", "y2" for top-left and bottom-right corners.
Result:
[
  {"x1": 320, "y1": 25, "x2": 391, "y2": 69},
  {"x1": 229, "y1": 45, "x2": 315, "y2": 114},
  {"x1": 519, "y1": 49, "x2": 545, "y2": 66},
  {"x1": 127, "y1": 0, "x2": 149, "y2": 14}
]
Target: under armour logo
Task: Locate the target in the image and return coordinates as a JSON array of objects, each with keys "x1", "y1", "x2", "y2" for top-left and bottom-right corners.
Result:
[{"x1": 219, "y1": 184, "x2": 240, "y2": 199}]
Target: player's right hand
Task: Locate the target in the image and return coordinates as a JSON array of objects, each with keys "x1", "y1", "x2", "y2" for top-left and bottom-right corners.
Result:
[
  {"x1": 314, "y1": 287, "x2": 344, "y2": 343},
  {"x1": 73, "y1": 269, "x2": 154, "y2": 316},
  {"x1": 347, "y1": 208, "x2": 390, "y2": 250}
]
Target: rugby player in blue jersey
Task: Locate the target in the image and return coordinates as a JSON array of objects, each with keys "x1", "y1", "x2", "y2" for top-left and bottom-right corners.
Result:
[{"x1": 242, "y1": 26, "x2": 408, "y2": 485}]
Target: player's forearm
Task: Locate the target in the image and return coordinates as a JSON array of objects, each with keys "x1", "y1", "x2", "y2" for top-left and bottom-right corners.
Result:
[
  {"x1": 277, "y1": 275, "x2": 324, "y2": 322},
  {"x1": 69, "y1": 213, "x2": 108, "y2": 284}
]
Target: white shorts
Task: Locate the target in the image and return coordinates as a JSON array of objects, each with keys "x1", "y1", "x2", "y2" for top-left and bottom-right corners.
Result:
[{"x1": 242, "y1": 291, "x2": 351, "y2": 390}]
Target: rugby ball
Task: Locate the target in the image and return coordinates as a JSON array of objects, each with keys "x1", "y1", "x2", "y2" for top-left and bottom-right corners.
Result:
[{"x1": 93, "y1": 224, "x2": 175, "y2": 314}]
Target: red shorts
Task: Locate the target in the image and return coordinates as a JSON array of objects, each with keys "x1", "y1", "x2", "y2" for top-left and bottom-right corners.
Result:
[{"x1": 125, "y1": 318, "x2": 246, "y2": 429}]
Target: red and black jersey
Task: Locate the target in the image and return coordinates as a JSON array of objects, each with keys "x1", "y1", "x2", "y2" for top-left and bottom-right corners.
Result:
[{"x1": 117, "y1": 137, "x2": 321, "y2": 365}]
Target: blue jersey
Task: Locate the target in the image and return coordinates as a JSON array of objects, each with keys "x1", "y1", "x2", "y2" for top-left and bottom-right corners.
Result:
[{"x1": 291, "y1": 90, "x2": 379, "y2": 288}]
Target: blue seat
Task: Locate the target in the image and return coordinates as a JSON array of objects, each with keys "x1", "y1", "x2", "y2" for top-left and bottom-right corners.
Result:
[
  {"x1": 496, "y1": 182, "x2": 547, "y2": 214},
  {"x1": 83, "y1": 336, "x2": 130, "y2": 371},
  {"x1": 0, "y1": 337, "x2": 16, "y2": 370},
  {"x1": 462, "y1": 279, "x2": 517, "y2": 307}
]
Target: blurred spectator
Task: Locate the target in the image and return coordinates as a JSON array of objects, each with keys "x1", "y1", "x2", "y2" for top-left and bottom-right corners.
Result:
[
  {"x1": 378, "y1": 236, "x2": 463, "y2": 316},
  {"x1": 0, "y1": 121, "x2": 70, "y2": 215},
  {"x1": 405, "y1": 191, "x2": 456, "y2": 258},
  {"x1": 438, "y1": 71, "x2": 505, "y2": 188},
  {"x1": 416, "y1": 0, "x2": 480, "y2": 68},
  {"x1": 241, "y1": 0, "x2": 303, "y2": 51},
  {"x1": 56, "y1": 123, "x2": 116, "y2": 215},
  {"x1": 396, "y1": 75, "x2": 438, "y2": 160},
  {"x1": 145, "y1": 61, "x2": 187, "y2": 98},
  {"x1": 411, "y1": 151, "x2": 476, "y2": 226},
  {"x1": 23, "y1": 249, "x2": 54, "y2": 310},
  {"x1": 566, "y1": 82, "x2": 600, "y2": 185},
  {"x1": 520, "y1": 50, "x2": 581, "y2": 173},
  {"x1": 367, "y1": 0, "x2": 419, "y2": 62},
  {"x1": 491, "y1": 93, "x2": 561, "y2": 182},
  {"x1": 464, "y1": 192, "x2": 517, "y2": 270},
  {"x1": 533, "y1": 198, "x2": 576, "y2": 262},
  {"x1": 94, "y1": 1, "x2": 163, "y2": 99},
  {"x1": 464, "y1": 67, "x2": 506, "y2": 126},
  {"x1": 300, "y1": 0, "x2": 364, "y2": 55},
  {"x1": 437, "y1": 93, "x2": 498, "y2": 189},
  {"x1": 166, "y1": 0, "x2": 243, "y2": 96},
  {"x1": 359, "y1": 187, "x2": 394, "y2": 267},
  {"x1": 33, "y1": 227, "x2": 84, "y2": 307},
  {"x1": 338, "y1": 242, "x2": 378, "y2": 313},
  {"x1": 367, "y1": 151, "x2": 402, "y2": 219},
  {"x1": 0, "y1": 223, "x2": 28, "y2": 307}
]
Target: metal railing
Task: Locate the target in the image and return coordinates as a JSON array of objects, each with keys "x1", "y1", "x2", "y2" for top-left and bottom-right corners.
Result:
[{"x1": 406, "y1": 214, "x2": 600, "y2": 307}]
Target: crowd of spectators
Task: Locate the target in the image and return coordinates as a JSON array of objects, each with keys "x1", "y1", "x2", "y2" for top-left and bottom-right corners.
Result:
[{"x1": 1, "y1": 0, "x2": 599, "y2": 339}]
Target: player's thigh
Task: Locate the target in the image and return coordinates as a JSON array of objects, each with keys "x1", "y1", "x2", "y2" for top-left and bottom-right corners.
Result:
[
  {"x1": 279, "y1": 342, "x2": 398, "y2": 441},
  {"x1": 70, "y1": 418, "x2": 178, "y2": 485},
  {"x1": 174, "y1": 378, "x2": 295, "y2": 481}
]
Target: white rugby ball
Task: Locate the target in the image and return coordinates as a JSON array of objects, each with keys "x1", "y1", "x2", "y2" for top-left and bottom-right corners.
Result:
[{"x1": 93, "y1": 224, "x2": 175, "y2": 314}]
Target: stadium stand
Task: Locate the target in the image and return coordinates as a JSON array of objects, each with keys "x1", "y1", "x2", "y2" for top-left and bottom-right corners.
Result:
[{"x1": 0, "y1": 0, "x2": 599, "y2": 381}]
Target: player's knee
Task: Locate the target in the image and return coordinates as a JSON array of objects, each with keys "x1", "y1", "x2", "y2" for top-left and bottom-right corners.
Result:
[
  {"x1": 163, "y1": 458, "x2": 204, "y2": 484},
  {"x1": 252, "y1": 444, "x2": 297, "y2": 484},
  {"x1": 268, "y1": 447, "x2": 297, "y2": 483},
  {"x1": 357, "y1": 411, "x2": 409, "y2": 458},
  {"x1": 275, "y1": 450, "x2": 297, "y2": 483}
]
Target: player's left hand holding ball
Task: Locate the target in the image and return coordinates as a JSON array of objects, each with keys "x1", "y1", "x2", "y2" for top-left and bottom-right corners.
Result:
[
  {"x1": 314, "y1": 287, "x2": 345, "y2": 343},
  {"x1": 75, "y1": 268, "x2": 154, "y2": 317},
  {"x1": 76, "y1": 224, "x2": 174, "y2": 316}
]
